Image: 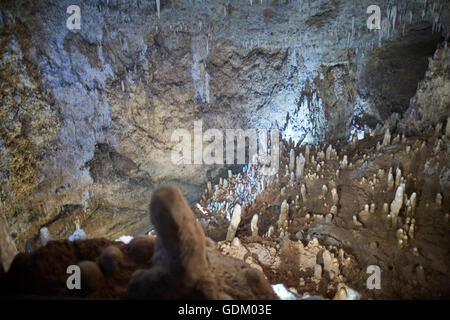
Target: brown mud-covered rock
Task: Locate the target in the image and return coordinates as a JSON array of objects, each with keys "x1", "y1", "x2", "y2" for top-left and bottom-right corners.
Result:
[
  {"x1": 0, "y1": 186, "x2": 276, "y2": 300},
  {"x1": 126, "y1": 185, "x2": 276, "y2": 300}
]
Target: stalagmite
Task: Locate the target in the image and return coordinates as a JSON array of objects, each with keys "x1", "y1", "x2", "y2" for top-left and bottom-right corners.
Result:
[
  {"x1": 290, "y1": 172, "x2": 295, "y2": 182},
  {"x1": 382, "y1": 129, "x2": 391, "y2": 146},
  {"x1": 296, "y1": 154, "x2": 305, "y2": 180},
  {"x1": 322, "y1": 185, "x2": 328, "y2": 196},
  {"x1": 314, "y1": 264, "x2": 322, "y2": 280},
  {"x1": 156, "y1": 0, "x2": 160, "y2": 19},
  {"x1": 40, "y1": 227, "x2": 52, "y2": 247},
  {"x1": 433, "y1": 139, "x2": 441, "y2": 154},
  {"x1": 326, "y1": 145, "x2": 333, "y2": 160},
  {"x1": 363, "y1": 204, "x2": 369, "y2": 214},
  {"x1": 395, "y1": 168, "x2": 402, "y2": 187},
  {"x1": 436, "y1": 193, "x2": 442, "y2": 206},
  {"x1": 68, "y1": 229, "x2": 87, "y2": 242},
  {"x1": 226, "y1": 204, "x2": 242, "y2": 241},
  {"x1": 331, "y1": 188, "x2": 339, "y2": 204},
  {"x1": 317, "y1": 151, "x2": 325, "y2": 161},
  {"x1": 267, "y1": 226, "x2": 274, "y2": 238},
  {"x1": 330, "y1": 205, "x2": 338, "y2": 215},
  {"x1": 277, "y1": 200, "x2": 289, "y2": 229},
  {"x1": 353, "y1": 215, "x2": 363, "y2": 227},
  {"x1": 301, "y1": 184, "x2": 307, "y2": 200},
  {"x1": 408, "y1": 224, "x2": 415, "y2": 239},
  {"x1": 387, "y1": 172, "x2": 394, "y2": 190},
  {"x1": 390, "y1": 184, "x2": 405, "y2": 228},
  {"x1": 305, "y1": 145, "x2": 310, "y2": 163},
  {"x1": 370, "y1": 203, "x2": 376, "y2": 214},
  {"x1": 396, "y1": 228, "x2": 404, "y2": 240},
  {"x1": 410, "y1": 192, "x2": 417, "y2": 214},
  {"x1": 289, "y1": 149, "x2": 295, "y2": 171},
  {"x1": 251, "y1": 214, "x2": 259, "y2": 237},
  {"x1": 340, "y1": 155, "x2": 348, "y2": 169}
]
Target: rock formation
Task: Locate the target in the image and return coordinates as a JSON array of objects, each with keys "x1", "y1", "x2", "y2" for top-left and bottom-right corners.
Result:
[{"x1": 0, "y1": 186, "x2": 276, "y2": 300}]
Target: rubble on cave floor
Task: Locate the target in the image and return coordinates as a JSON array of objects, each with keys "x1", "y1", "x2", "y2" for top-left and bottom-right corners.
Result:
[{"x1": 195, "y1": 120, "x2": 450, "y2": 299}]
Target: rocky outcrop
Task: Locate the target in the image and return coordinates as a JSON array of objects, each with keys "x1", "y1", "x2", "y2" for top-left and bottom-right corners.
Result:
[
  {"x1": 400, "y1": 43, "x2": 450, "y2": 135},
  {"x1": 126, "y1": 185, "x2": 275, "y2": 299}
]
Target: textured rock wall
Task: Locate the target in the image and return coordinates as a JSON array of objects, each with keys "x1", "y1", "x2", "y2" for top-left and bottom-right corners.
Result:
[
  {"x1": 0, "y1": 211, "x2": 17, "y2": 272},
  {"x1": 0, "y1": 0, "x2": 448, "y2": 248},
  {"x1": 400, "y1": 43, "x2": 450, "y2": 134}
]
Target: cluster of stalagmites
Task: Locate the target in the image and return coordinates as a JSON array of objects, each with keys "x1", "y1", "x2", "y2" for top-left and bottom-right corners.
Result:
[
  {"x1": 200, "y1": 153, "x2": 278, "y2": 221},
  {"x1": 217, "y1": 235, "x2": 359, "y2": 299},
  {"x1": 196, "y1": 118, "x2": 449, "y2": 298},
  {"x1": 0, "y1": 186, "x2": 276, "y2": 299}
]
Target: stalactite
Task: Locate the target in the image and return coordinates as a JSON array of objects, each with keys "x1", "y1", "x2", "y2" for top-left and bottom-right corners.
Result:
[{"x1": 156, "y1": 0, "x2": 160, "y2": 19}]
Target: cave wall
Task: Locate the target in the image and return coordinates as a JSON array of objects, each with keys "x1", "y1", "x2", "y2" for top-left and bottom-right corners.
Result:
[
  {"x1": 400, "y1": 42, "x2": 450, "y2": 135},
  {"x1": 0, "y1": 0, "x2": 448, "y2": 248}
]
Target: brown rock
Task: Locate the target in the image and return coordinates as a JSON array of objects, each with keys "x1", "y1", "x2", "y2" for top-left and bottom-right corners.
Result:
[
  {"x1": 127, "y1": 235, "x2": 155, "y2": 264},
  {"x1": 99, "y1": 245, "x2": 124, "y2": 274},
  {"x1": 79, "y1": 261, "x2": 105, "y2": 294}
]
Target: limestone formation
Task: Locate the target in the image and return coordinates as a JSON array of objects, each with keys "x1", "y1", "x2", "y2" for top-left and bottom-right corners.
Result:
[
  {"x1": 226, "y1": 204, "x2": 243, "y2": 242},
  {"x1": 277, "y1": 200, "x2": 289, "y2": 229},
  {"x1": 331, "y1": 188, "x2": 339, "y2": 205},
  {"x1": 390, "y1": 184, "x2": 406, "y2": 227},
  {"x1": 251, "y1": 214, "x2": 259, "y2": 238},
  {"x1": 289, "y1": 149, "x2": 295, "y2": 172},
  {"x1": 382, "y1": 129, "x2": 391, "y2": 146},
  {"x1": 301, "y1": 184, "x2": 307, "y2": 200},
  {"x1": 39, "y1": 227, "x2": 52, "y2": 247},
  {"x1": 436, "y1": 193, "x2": 443, "y2": 206},
  {"x1": 295, "y1": 154, "x2": 306, "y2": 181}
]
